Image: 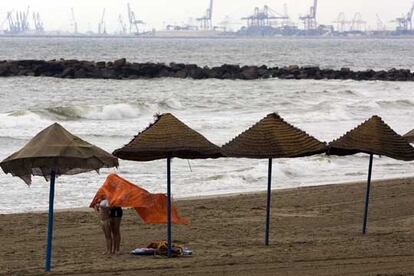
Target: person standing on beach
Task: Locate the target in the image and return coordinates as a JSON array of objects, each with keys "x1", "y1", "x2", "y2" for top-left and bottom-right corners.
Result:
[
  {"x1": 94, "y1": 199, "x2": 112, "y2": 255},
  {"x1": 110, "y1": 206, "x2": 123, "y2": 254}
]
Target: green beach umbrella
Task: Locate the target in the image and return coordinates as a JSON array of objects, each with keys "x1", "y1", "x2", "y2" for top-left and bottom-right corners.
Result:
[
  {"x1": 0, "y1": 123, "x2": 118, "y2": 271},
  {"x1": 328, "y1": 115, "x2": 414, "y2": 234},
  {"x1": 221, "y1": 113, "x2": 326, "y2": 245},
  {"x1": 113, "y1": 113, "x2": 222, "y2": 257}
]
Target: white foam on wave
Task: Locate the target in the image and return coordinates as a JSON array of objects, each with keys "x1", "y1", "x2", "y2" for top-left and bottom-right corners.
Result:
[
  {"x1": 8, "y1": 103, "x2": 142, "y2": 122},
  {"x1": 0, "y1": 111, "x2": 50, "y2": 138},
  {"x1": 376, "y1": 99, "x2": 414, "y2": 109},
  {"x1": 7, "y1": 97, "x2": 184, "y2": 123},
  {"x1": 157, "y1": 97, "x2": 183, "y2": 110},
  {"x1": 83, "y1": 104, "x2": 141, "y2": 120}
]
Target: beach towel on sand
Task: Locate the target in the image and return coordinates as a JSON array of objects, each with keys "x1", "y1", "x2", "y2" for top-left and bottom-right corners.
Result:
[
  {"x1": 131, "y1": 241, "x2": 192, "y2": 257},
  {"x1": 90, "y1": 174, "x2": 188, "y2": 225}
]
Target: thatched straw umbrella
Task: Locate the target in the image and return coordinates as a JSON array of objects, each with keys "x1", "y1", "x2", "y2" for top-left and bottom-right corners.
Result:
[
  {"x1": 0, "y1": 123, "x2": 118, "y2": 271},
  {"x1": 328, "y1": 115, "x2": 414, "y2": 234},
  {"x1": 113, "y1": 113, "x2": 222, "y2": 257},
  {"x1": 221, "y1": 113, "x2": 326, "y2": 245},
  {"x1": 403, "y1": 129, "x2": 414, "y2": 143}
]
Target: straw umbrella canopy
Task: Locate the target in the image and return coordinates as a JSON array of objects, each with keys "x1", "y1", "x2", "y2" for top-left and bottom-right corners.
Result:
[
  {"x1": 113, "y1": 113, "x2": 222, "y2": 257},
  {"x1": 328, "y1": 115, "x2": 414, "y2": 234},
  {"x1": 403, "y1": 129, "x2": 414, "y2": 143},
  {"x1": 0, "y1": 123, "x2": 118, "y2": 271},
  {"x1": 221, "y1": 113, "x2": 326, "y2": 245}
]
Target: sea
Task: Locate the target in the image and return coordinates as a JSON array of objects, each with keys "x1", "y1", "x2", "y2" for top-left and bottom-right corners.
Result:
[{"x1": 0, "y1": 37, "x2": 413, "y2": 214}]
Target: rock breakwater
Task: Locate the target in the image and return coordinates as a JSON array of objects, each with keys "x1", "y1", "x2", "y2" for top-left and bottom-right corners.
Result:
[{"x1": 1, "y1": 59, "x2": 413, "y2": 81}]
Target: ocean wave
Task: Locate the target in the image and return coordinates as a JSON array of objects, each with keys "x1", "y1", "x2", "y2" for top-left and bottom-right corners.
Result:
[
  {"x1": 43, "y1": 106, "x2": 85, "y2": 120},
  {"x1": 338, "y1": 89, "x2": 357, "y2": 96},
  {"x1": 376, "y1": 99, "x2": 414, "y2": 108},
  {"x1": 82, "y1": 104, "x2": 141, "y2": 120},
  {"x1": 2, "y1": 110, "x2": 47, "y2": 126},
  {"x1": 8, "y1": 104, "x2": 141, "y2": 121},
  {"x1": 0, "y1": 135, "x2": 27, "y2": 141},
  {"x1": 157, "y1": 98, "x2": 183, "y2": 110},
  {"x1": 8, "y1": 98, "x2": 184, "y2": 122}
]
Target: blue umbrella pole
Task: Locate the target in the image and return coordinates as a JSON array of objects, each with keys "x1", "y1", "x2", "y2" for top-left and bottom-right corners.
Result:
[
  {"x1": 362, "y1": 154, "x2": 374, "y2": 235},
  {"x1": 167, "y1": 157, "x2": 172, "y2": 258},
  {"x1": 265, "y1": 158, "x2": 272, "y2": 246},
  {"x1": 45, "y1": 171, "x2": 56, "y2": 272}
]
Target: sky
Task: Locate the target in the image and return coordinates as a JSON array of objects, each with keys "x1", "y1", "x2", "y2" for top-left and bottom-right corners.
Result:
[{"x1": 0, "y1": 0, "x2": 412, "y2": 32}]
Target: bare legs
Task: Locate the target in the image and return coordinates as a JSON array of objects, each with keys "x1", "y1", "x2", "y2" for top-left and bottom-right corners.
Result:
[
  {"x1": 101, "y1": 221, "x2": 112, "y2": 255},
  {"x1": 110, "y1": 217, "x2": 122, "y2": 254}
]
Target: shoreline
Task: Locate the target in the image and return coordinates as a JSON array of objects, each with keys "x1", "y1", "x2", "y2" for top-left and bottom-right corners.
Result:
[
  {"x1": 7, "y1": 175, "x2": 414, "y2": 215},
  {"x1": 2, "y1": 176, "x2": 414, "y2": 275}
]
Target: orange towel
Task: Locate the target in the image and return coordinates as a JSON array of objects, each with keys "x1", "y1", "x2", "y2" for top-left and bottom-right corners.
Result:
[{"x1": 90, "y1": 174, "x2": 188, "y2": 225}]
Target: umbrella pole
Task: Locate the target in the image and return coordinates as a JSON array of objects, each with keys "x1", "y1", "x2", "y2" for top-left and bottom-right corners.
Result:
[
  {"x1": 45, "y1": 171, "x2": 56, "y2": 272},
  {"x1": 265, "y1": 158, "x2": 272, "y2": 246},
  {"x1": 362, "y1": 154, "x2": 374, "y2": 235},
  {"x1": 167, "y1": 157, "x2": 172, "y2": 258}
]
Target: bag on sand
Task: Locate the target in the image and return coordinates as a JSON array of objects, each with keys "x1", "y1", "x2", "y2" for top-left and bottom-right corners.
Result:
[{"x1": 148, "y1": 240, "x2": 183, "y2": 257}]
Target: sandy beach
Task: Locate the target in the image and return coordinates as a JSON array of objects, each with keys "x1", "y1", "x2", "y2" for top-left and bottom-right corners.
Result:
[{"x1": 2, "y1": 177, "x2": 414, "y2": 275}]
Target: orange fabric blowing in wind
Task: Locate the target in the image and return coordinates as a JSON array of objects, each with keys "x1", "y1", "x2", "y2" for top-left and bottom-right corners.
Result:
[{"x1": 90, "y1": 174, "x2": 188, "y2": 225}]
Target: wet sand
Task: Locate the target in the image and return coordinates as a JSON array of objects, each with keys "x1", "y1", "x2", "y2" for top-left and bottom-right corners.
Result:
[{"x1": 2, "y1": 177, "x2": 414, "y2": 275}]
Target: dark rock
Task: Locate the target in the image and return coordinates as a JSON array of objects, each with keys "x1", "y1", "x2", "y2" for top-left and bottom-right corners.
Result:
[
  {"x1": 241, "y1": 66, "x2": 259, "y2": 80},
  {"x1": 287, "y1": 65, "x2": 299, "y2": 72},
  {"x1": 0, "y1": 63, "x2": 10, "y2": 76},
  {"x1": 174, "y1": 70, "x2": 187, "y2": 78},
  {"x1": 127, "y1": 63, "x2": 166, "y2": 78},
  {"x1": 101, "y1": 68, "x2": 119, "y2": 79},
  {"x1": 60, "y1": 67, "x2": 75, "y2": 78},
  {"x1": 113, "y1": 58, "x2": 126, "y2": 68},
  {"x1": 169, "y1": 63, "x2": 186, "y2": 72},
  {"x1": 158, "y1": 69, "x2": 172, "y2": 78},
  {"x1": 7, "y1": 62, "x2": 19, "y2": 75},
  {"x1": 187, "y1": 67, "x2": 207, "y2": 79},
  {"x1": 301, "y1": 66, "x2": 320, "y2": 77},
  {"x1": 74, "y1": 68, "x2": 87, "y2": 78},
  {"x1": 206, "y1": 67, "x2": 222, "y2": 79},
  {"x1": 96, "y1": 61, "x2": 106, "y2": 68}
]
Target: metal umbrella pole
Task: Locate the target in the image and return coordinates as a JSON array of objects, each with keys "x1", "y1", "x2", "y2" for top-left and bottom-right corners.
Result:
[
  {"x1": 166, "y1": 157, "x2": 172, "y2": 257},
  {"x1": 362, "y1": 154, "x2": 374, "y2": 235},
  {"x1": 265, "y1": 158, "x2": 272, "y2": 246},
  {"x1": 45, "y1": 170, "x2": 56, "y2": 272}
]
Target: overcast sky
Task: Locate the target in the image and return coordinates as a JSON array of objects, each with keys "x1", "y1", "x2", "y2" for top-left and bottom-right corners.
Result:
[{"x1": 0, "y1": 0, "x2": 412, "y2": 32}]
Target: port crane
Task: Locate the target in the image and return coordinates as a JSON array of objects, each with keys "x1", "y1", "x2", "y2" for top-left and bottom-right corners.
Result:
[
  {"x1": 98, "y1": 8, "x2": 106, "y2": 34},
  {"x1": 333, "y1": 12, "x2": 350, "y2": 32},
  {"x1": 350, "y1": 13, "x2": 366, "y2": 32},
  {"x1": 33, "y1": 12, "x2": 44, "y2": 32},
  {"x1": 0, "y1": 17, "x2": 8, "y2": 32},
  {"x1": 70, "y1": 8, "x2": 78, "y2": 33},
  {"x1": 395, "y1": 1, "x2": 414, "y2": 31},
  {"x1": 127, "y1": 3, "x2": 144, "y2": 34},
  {"x1": 118, "y1": 15, "x2": 127, "y2": 34},
  {"x1": 299, "y1": 0, "x2": 318, "y2": 30},
  {"x1": 196, "y1": 0, "x2": 213, "y2": 30},
  {"x1": 7, "y1": 6, "x2": 30, "y2": 34},
  {"x1": 376, "y1": 14, "x2": 386, "y2": 31},
  {"x1": 241, "y1": 5, "x2": 289, "y2": 27}
]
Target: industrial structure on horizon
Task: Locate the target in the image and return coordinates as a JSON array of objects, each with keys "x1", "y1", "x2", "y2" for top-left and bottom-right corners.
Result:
[{"x1": 0, "y1": 0, "x2": 414, "y2": 37}]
